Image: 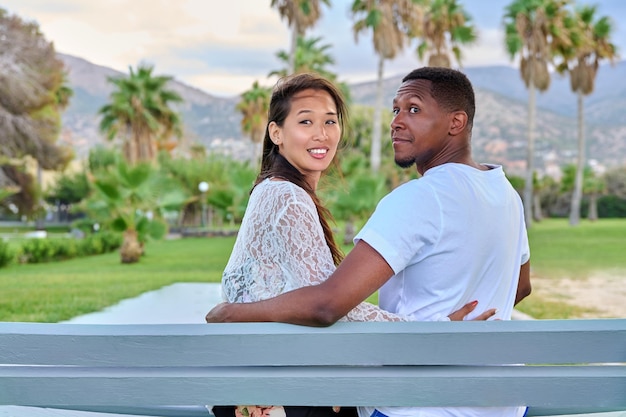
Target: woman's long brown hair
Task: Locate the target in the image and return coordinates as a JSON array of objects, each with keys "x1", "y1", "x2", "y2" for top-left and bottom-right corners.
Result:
[{"x1": 253, "y1": 73, "x2": 348, "y2": 265}]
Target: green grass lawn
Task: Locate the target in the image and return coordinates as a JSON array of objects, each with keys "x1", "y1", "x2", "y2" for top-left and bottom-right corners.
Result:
[
  {"x1": 516, "y1": 218, "x2": 626, "y2": 319},
  {"x1": 0, "y1": 237, "x2": 235, "y2": 322},
  {"x1": 526, "y1": 218, "x2": 626, "y2": 278},
  {"x1": 1, "y1": 218, "x2": 625, "y2": 322}
]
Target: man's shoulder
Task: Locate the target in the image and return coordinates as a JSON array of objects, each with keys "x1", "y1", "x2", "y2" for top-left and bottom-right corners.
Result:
[{"x1": 381, "y1": 178, "x2": 437, "y2": 208}]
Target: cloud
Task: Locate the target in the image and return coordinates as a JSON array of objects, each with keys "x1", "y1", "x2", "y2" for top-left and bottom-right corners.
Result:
[{"x1": 3, "y1": 0, "x2": 625, "y2": 97}]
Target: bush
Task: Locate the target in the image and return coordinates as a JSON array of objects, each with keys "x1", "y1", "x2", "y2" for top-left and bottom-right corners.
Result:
[
  {"x1": 17, "y1": 231, "x2": 122, "y2": 264},
  {"x1": 0, "y1": 239, "x2": 14, "y2": 268},
  {"x1": 19, "y1": 239, "x2": 55, "y2": 263},
  {"x1": 80, "y1": 234, "x2": 103, "y2": 256},
  {"x1": 51, "y1": 238, "x2": 79, "y2": 260},
  {"x1": 597, "y1": 195, "x2": 626, "y2": 218},
  {"x1": 98, "y1": 231, "x2": 123, "y2": 253}
]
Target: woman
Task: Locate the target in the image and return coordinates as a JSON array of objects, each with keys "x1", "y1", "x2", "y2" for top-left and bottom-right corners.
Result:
[
  {"x1": 221, "y1": 72, "x2": 408, "y2": 323},
  {"x1": 213, "y1": 73, "x2": 487, "y2": 417}
]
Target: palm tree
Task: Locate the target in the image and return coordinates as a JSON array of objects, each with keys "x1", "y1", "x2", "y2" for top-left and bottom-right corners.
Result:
[
  {"x1": 555, "y1": 5, "x2": 618, "y2": 226},
  {"x1": 323, "y1": 152, "x2": 388, "y2": 244},
  {"x1": 271, "y1": 0, "x2": 331, "y2": 74},
  {"x1": 504, "y1": 0, "x2": 571, "y2": 227},
  {"x1": 271, "y1": 35, "x2": 353, "y2": 103},
  {"x1": 207, "y1": 160, "x2": 257, "y2": 228},
  {"x1": 236, "y1": 81, "x2": 272, "y2": 167},
  {"x1": 84, "y1": 160, "x2": 187, "y2": 263},
  {"x1": 351, "y1": 0, "x2": 425, "y2": 173},
  {"x1": 99, "y1": 64, "x2": 183, "y2": 165},
  {"x1": 271, "y1": 36, "x2": 337, "y2": 80},
  {"x1": 584, "y1": 172, "x2": 606, "y2": 221},
  {"x1": 560, "y1": 163, "x2": 605, "y2": 222},
  {"x1": 416, "y1": 0, "x2": 477, "y2": 68}
]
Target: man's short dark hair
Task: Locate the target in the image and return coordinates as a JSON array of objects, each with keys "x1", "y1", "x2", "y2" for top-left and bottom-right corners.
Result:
[{"x1": 402, "y1": 67, "x2": 475, "y2": 129}]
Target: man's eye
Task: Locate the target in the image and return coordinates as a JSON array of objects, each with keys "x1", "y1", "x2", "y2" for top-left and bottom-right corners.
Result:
[
  {"x1": 410, "y1": 107, "x2": 420, "y2": 114},
  {"x1": 392, "y1": 108, "x2": 399, "y2": 115}
]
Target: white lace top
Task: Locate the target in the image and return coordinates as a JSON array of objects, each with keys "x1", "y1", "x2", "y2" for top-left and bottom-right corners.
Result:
[{"x1": 221, "y1": 178, "x2": 407, "y2": 322}]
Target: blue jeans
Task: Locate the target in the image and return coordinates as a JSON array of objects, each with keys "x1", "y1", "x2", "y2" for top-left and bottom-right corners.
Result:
[{"x1": 370, "y1": 407, "x2": 529, "y2": 417}]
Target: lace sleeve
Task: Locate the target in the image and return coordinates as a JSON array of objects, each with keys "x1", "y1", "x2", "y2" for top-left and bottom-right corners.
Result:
[{"x1": 222, "y1": 181, "x2": 333, "y2": 303}]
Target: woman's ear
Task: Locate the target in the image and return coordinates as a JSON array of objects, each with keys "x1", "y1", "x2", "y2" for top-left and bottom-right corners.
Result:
[
  {"x1": 449, "y1": 111, "x2": 468, "y2": 136},
  {"x1": 268, "y1": 122, "x2": 281, "y2": 145}
]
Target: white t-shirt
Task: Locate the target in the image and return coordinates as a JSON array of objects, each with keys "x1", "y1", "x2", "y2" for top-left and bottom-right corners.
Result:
[{"x1": 355, "y1": 163, "x2": 529, "y2": 417}]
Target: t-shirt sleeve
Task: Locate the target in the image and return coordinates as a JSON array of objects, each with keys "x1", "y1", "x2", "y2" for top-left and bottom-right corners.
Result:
[{"x1": 354, "y1": 182, "x2": 441, "y2": 274}]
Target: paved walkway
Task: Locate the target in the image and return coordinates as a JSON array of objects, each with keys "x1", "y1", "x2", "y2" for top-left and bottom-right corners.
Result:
[{"x1": 63, "y1": 282, "x2": 223, "y2": 324}]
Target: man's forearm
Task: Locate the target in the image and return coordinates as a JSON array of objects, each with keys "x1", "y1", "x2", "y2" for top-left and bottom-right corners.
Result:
[
  {"x1": 206, "y1": 284, "x2": 341, "y2": 326},
  {"x1": 206, "y1": 241, "x2": 395, "y2": 326},
  {"x1": 515, "y1": 261, "x2": 532, "y2": 305}
]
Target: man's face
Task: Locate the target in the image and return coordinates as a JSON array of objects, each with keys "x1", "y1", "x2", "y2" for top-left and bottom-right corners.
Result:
[{"x1": 390, "y1": 79, "x2": 452, "y2": 173}]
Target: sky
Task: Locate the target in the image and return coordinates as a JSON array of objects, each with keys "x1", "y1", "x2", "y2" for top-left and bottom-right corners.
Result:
[{"x1": 3, "y1": 0, "x2": 625, "y2": 98}]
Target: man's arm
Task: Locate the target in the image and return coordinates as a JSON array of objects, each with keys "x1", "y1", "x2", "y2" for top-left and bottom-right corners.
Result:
[
  {"x1": 514, "y1": 260, "x2": 531, "y2": 305},
  {"x1": 206, "y1": 240, "x2": 395, "y2": 327}
]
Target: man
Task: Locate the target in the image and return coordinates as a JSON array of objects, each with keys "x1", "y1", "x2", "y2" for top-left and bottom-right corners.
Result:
[{"x1": 207, "y1": 67, "x2": 531, "y2": 417}]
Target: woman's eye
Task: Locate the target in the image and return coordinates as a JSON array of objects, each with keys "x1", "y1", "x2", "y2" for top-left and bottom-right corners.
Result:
[{"x1": 326, "y1": 119, "x2": 337, "y2": 125}]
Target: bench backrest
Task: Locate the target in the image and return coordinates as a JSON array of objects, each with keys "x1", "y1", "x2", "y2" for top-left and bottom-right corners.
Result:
[{"x1": 1, "y1": 319, "x2": 625, "y2": 417}]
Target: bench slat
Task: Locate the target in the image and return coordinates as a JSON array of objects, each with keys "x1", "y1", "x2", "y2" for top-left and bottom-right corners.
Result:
[
  {"x1": 2, "y1": 365, "x2": 625, "y2": 410},
  {"x1": 2, "y1": 320, "x2": 625, "y2": 366}
]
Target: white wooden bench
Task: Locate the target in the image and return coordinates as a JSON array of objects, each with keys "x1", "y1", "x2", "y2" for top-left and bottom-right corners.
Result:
[{"x1": 1, "y1": 319, "x2": 625, "y2": 417}]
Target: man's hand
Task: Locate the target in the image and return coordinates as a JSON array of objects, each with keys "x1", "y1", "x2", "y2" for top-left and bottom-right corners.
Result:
[{"x1": 448, "y1": 300, "x2": 497, "y2": 321}]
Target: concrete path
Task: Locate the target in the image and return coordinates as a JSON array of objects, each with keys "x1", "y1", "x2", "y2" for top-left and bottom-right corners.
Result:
[{"x1": 63, "y1": 282, "x2": 223, "y2": 324}]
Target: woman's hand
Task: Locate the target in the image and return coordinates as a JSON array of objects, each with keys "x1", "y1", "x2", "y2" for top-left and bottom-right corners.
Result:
[{"x1": 447, "y1": 300, "x2": 497, "y2": 321}]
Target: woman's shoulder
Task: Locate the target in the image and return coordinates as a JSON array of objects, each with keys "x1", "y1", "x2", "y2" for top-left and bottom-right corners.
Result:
[{"x1": 255, "y1": 178, "x2": 310, "y2": 202}]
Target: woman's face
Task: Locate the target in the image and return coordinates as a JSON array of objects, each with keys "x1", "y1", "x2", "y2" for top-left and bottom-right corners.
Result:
[{"x1": 269, "y1": 88, "x2": 341, "y2": 189}]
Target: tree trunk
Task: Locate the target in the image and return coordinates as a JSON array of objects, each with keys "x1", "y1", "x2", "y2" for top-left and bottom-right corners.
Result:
[
  {"x1": 533, "y1": 193, "x2": 543, "y2": 222},
  {"x1": 588, "y1": 193, "x2": 598, "y2": 221},
  {"x1": 289, "y1": 26, "x2": 298, "y2": 74},
  {"x1": 343, "y1": 219, "x2": 356, "y2": 245},
  {"x1": 523, "y1": 83, "x2": 536, "y2": 228},
  {"x1": 120, "y1": 229, "x2": 142, "y2": 264},
  {"x1": 35, "y1": 161, "x2": 44, "y2": 230},
  {"x1": 569, "y1": 91, "x2": 585, "y2": 226},
  {"x1": 370, "y1": 56, "x2": 384, "y2": 173}
]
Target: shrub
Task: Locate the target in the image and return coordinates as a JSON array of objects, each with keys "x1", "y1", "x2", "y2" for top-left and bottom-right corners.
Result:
[
  {"x1": 0, "y1": 239, "x2": 14, "y2": 268},
  {"x1": 98, "y1": 231, "x2": 123, "y2": 253},
  {"x1": 51, "y1": 238, "x2": 79, "y2": 260},
  {"x1": 598, "y1": 195, "x2": 626, "y2": 218},
  {"x1": 17, "y1": 231, "x2": 122, "y2": 264},
  {"x1": 19, "y1": 239, "x2": 55, "y2": 264}
]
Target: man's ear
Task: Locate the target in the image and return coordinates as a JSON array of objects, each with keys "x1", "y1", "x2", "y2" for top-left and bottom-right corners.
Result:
[{"x1": 449, "y1": 111, "x2": 468, "y2": 136}]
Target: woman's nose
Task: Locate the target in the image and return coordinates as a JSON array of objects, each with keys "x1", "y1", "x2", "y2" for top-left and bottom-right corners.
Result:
[{"x1": 314, "y1": 125, "x2": 328, "y2": 140}]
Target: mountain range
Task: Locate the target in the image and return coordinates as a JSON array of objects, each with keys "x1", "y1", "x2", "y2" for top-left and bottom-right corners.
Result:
[{"x1": 58, "y1": 53, "x2": 626, "y2": 177}]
